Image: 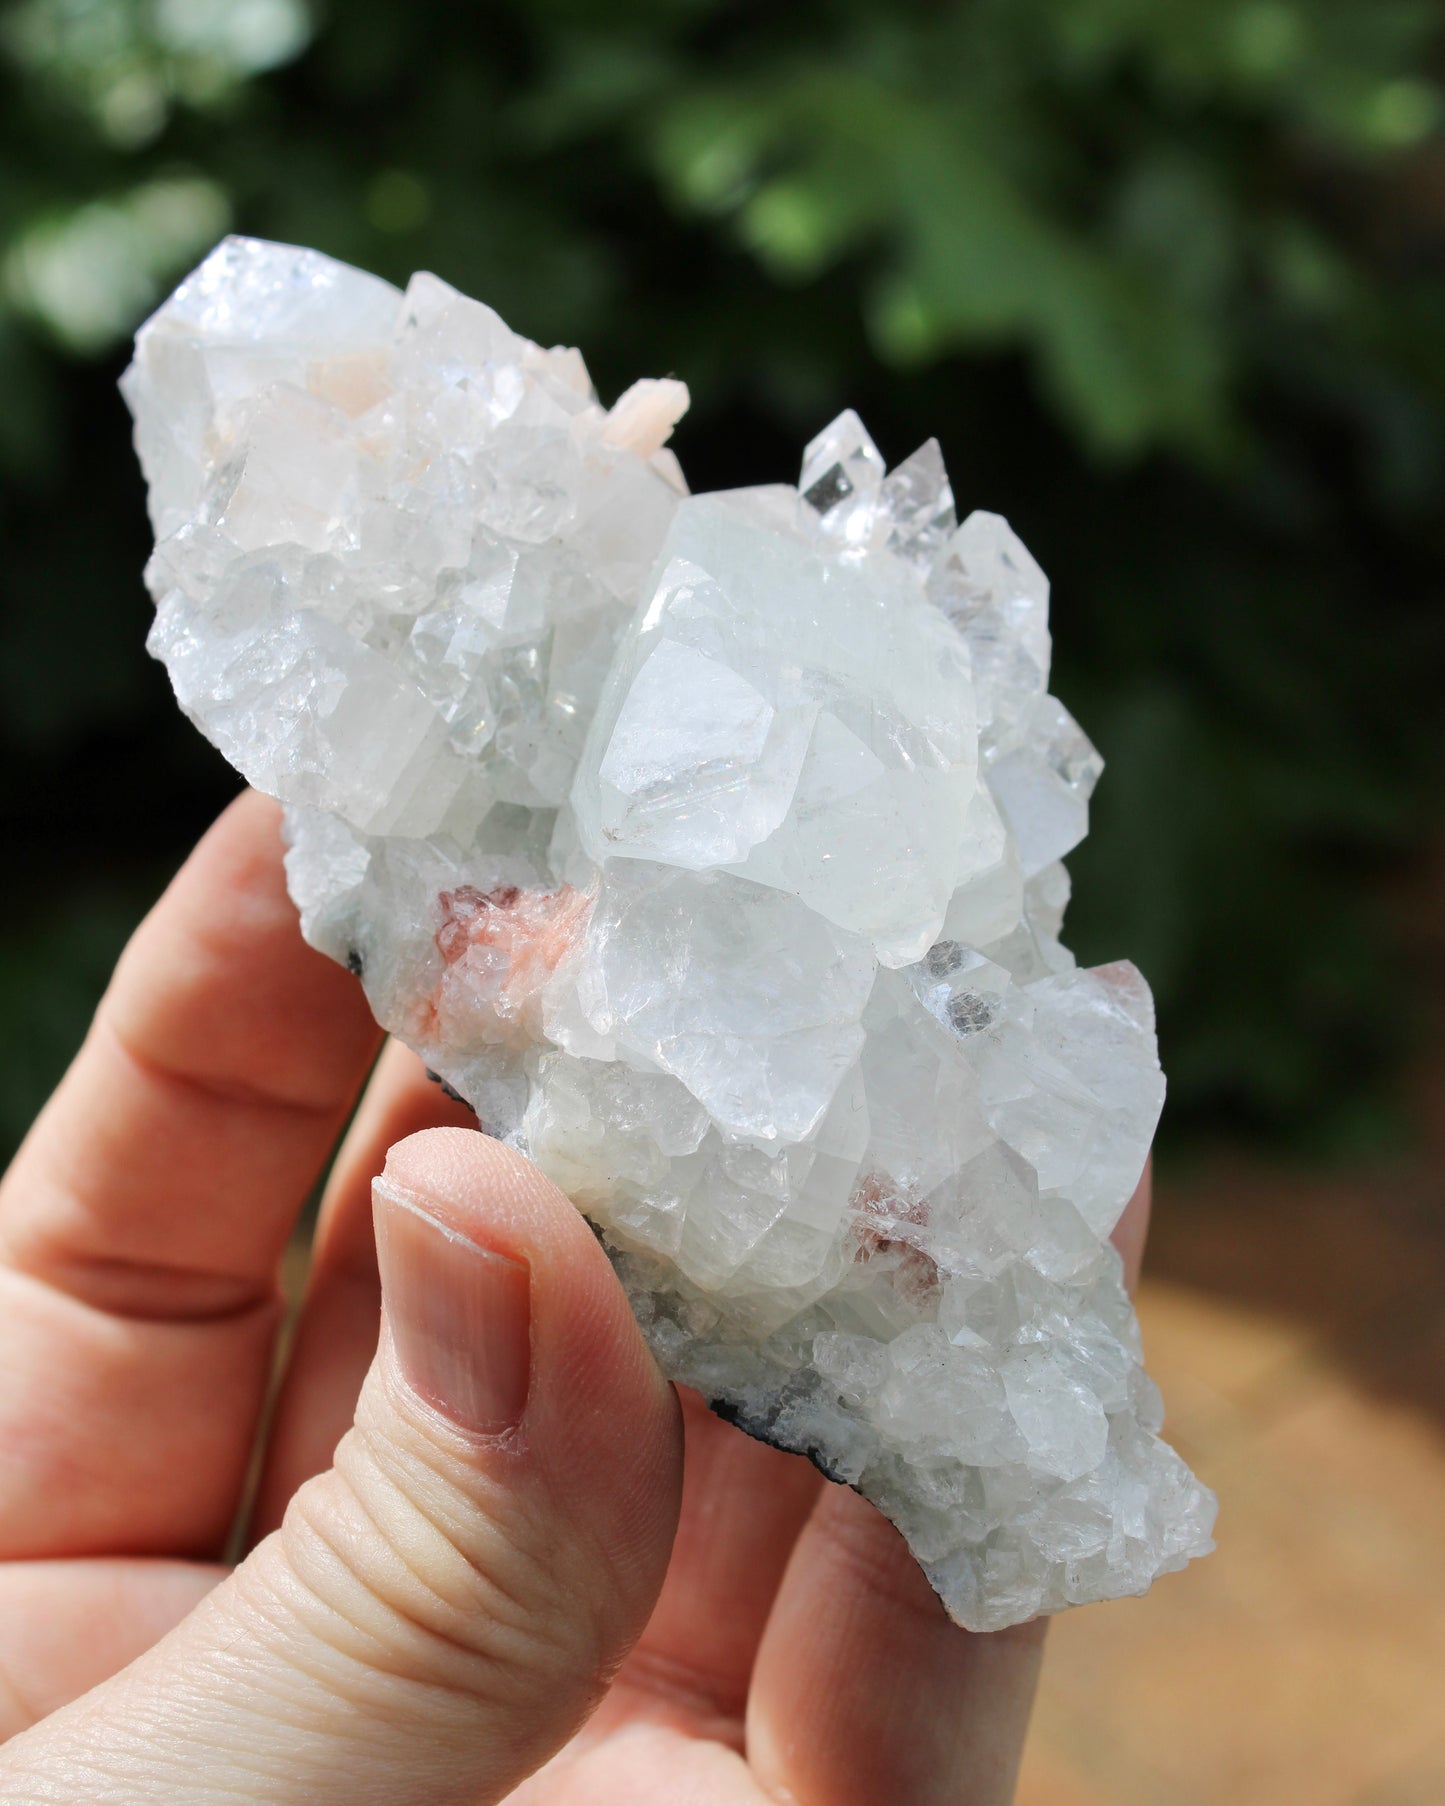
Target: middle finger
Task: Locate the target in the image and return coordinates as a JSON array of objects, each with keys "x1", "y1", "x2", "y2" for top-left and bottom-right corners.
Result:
[{"x1": 603, "y1": 1391, "x2": 823, "y2": 1741}]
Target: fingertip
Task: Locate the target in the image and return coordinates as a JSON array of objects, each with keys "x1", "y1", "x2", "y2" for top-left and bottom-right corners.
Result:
[
  {"x1": 381, "y1": 1123, "x2": 571, "y2": 1218},
  {"x1": 229, "y1": 784, "x2": 285, "y2": 831},
  {"x1": 377, "y1": 1128, "x2": 613, "y2": 1287},
  {"x1": 375, "y1": 1123, "x2": 681, "y2": 1480},
  {"x1": 169, "y1": 788, "x2": 286, "y2": 926}
]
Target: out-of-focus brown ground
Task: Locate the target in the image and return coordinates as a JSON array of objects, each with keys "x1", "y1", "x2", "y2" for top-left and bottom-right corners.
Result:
[
  {"x1": 1018, "y1": 862, "x2": 1445, "y2": 1806},
  {"x1": 1017, "y1": 1153, "x2": 1445, "y2": 1806}
]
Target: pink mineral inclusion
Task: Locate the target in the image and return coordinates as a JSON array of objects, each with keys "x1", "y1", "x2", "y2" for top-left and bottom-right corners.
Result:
[{"x1": 419, "y1": 882, "x2": 593, "y2": 1050}]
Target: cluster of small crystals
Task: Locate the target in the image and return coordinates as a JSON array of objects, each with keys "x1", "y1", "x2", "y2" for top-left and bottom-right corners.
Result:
[{"x1": 125, "y1": 237, "x2": 1216, "y2": 1631}]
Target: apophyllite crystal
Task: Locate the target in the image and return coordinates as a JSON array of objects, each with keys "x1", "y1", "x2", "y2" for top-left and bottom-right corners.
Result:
[{"x1": 124, "y1": 236, "x2": 1216, "y2": 1630}]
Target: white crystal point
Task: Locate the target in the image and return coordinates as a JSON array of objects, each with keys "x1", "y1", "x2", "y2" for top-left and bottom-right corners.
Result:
[
  {"x1": 931, "y1": 509, "x2": 1053, "y2": 744},
  {"x1": 396, "y1": 268, "x2": 529, "y2": 373},
  {"x1": 800, "y1": 407, "x2": 886, "y2": 545},
  {"x1": 126, "y1": 238, "x2": 1216, "y2": 1634},
  {"x1": 880, "y1": 436, "x2": 957, "y2": 568},
  {"x1": 987, "y1": 694, "x2": 1104, "y2": 876},
  {"x1": 122, "y1": 236, "x2": 403, "y2": 541},
  {"x1": 574, "y1": 490, "x2": 980, "y2": 964}
]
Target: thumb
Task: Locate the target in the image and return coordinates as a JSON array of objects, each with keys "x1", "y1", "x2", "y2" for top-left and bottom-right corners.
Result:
[{"x1": 0, "y1": 1129, "x2": 683, "y2": 1806}]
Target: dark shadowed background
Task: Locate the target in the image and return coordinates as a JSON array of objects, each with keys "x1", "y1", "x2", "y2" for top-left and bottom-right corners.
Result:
[{"x1": 2, "y1": 4, "x2": 1442, "y2": 1802}]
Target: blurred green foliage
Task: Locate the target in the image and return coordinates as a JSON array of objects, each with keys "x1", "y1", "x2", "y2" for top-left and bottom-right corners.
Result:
[{"x1": 1, "y1": 0, "x2": 1442, "y2": 1162}]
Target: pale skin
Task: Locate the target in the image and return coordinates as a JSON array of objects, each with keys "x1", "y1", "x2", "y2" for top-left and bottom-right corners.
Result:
[{"x1": 0, "y1": 791, "x2": 1152, "y2": 1805}]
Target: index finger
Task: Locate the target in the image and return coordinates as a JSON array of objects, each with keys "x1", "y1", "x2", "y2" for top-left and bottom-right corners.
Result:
[{"x1": 0, "y1": 790, "x2": 381, "y2": 1558}]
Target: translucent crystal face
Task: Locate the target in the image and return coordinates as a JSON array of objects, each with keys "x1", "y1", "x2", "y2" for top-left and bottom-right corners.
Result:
[
  {"x1": 124, "y1": 236, "x2": 1216, "y2": 1632},
  {"x1": 573, "y1": 490, "x2": 982, "y2": 966}
]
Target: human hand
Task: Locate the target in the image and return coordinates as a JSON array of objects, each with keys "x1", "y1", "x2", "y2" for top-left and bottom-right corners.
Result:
[{"x1": 0, "y1": 791, "x2": 1151, "y2": 1805}]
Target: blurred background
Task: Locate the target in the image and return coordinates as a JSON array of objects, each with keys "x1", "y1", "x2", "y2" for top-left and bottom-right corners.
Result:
[{"x1": 0, "y1": 2, "x2": 1441, "y2": 1800}]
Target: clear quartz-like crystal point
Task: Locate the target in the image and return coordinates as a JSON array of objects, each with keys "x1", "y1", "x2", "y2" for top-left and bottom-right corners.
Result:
[
  {"x1": 880, "y1": 437, "x2": 957, "y2": 568},
  {"x1": 125, "y1": 238, "x2": 1216, "y2": 1634},
  {"x1": 988, "y1": 695, "x2": 1104, "y2": 876},
  {"x1": 931, "y1": 509, "x2": 1053, "y2": 745},
  {"x1": 800, "y1": 408, "x2": 886, "y2": 545}
]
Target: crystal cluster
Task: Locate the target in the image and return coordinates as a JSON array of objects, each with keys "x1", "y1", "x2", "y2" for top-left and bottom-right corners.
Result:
[{"x1": 124, "y1": 237, "x2": 1216, "y2": 1631}]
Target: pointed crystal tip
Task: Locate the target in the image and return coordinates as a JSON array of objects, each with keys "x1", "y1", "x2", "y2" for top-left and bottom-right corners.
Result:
[
  {"x1": 880, "y1": 437, "x2": 956, "y2": 567},
  {"x1": 800, "y1": 408, "x2": 884, "y2": 515}
]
